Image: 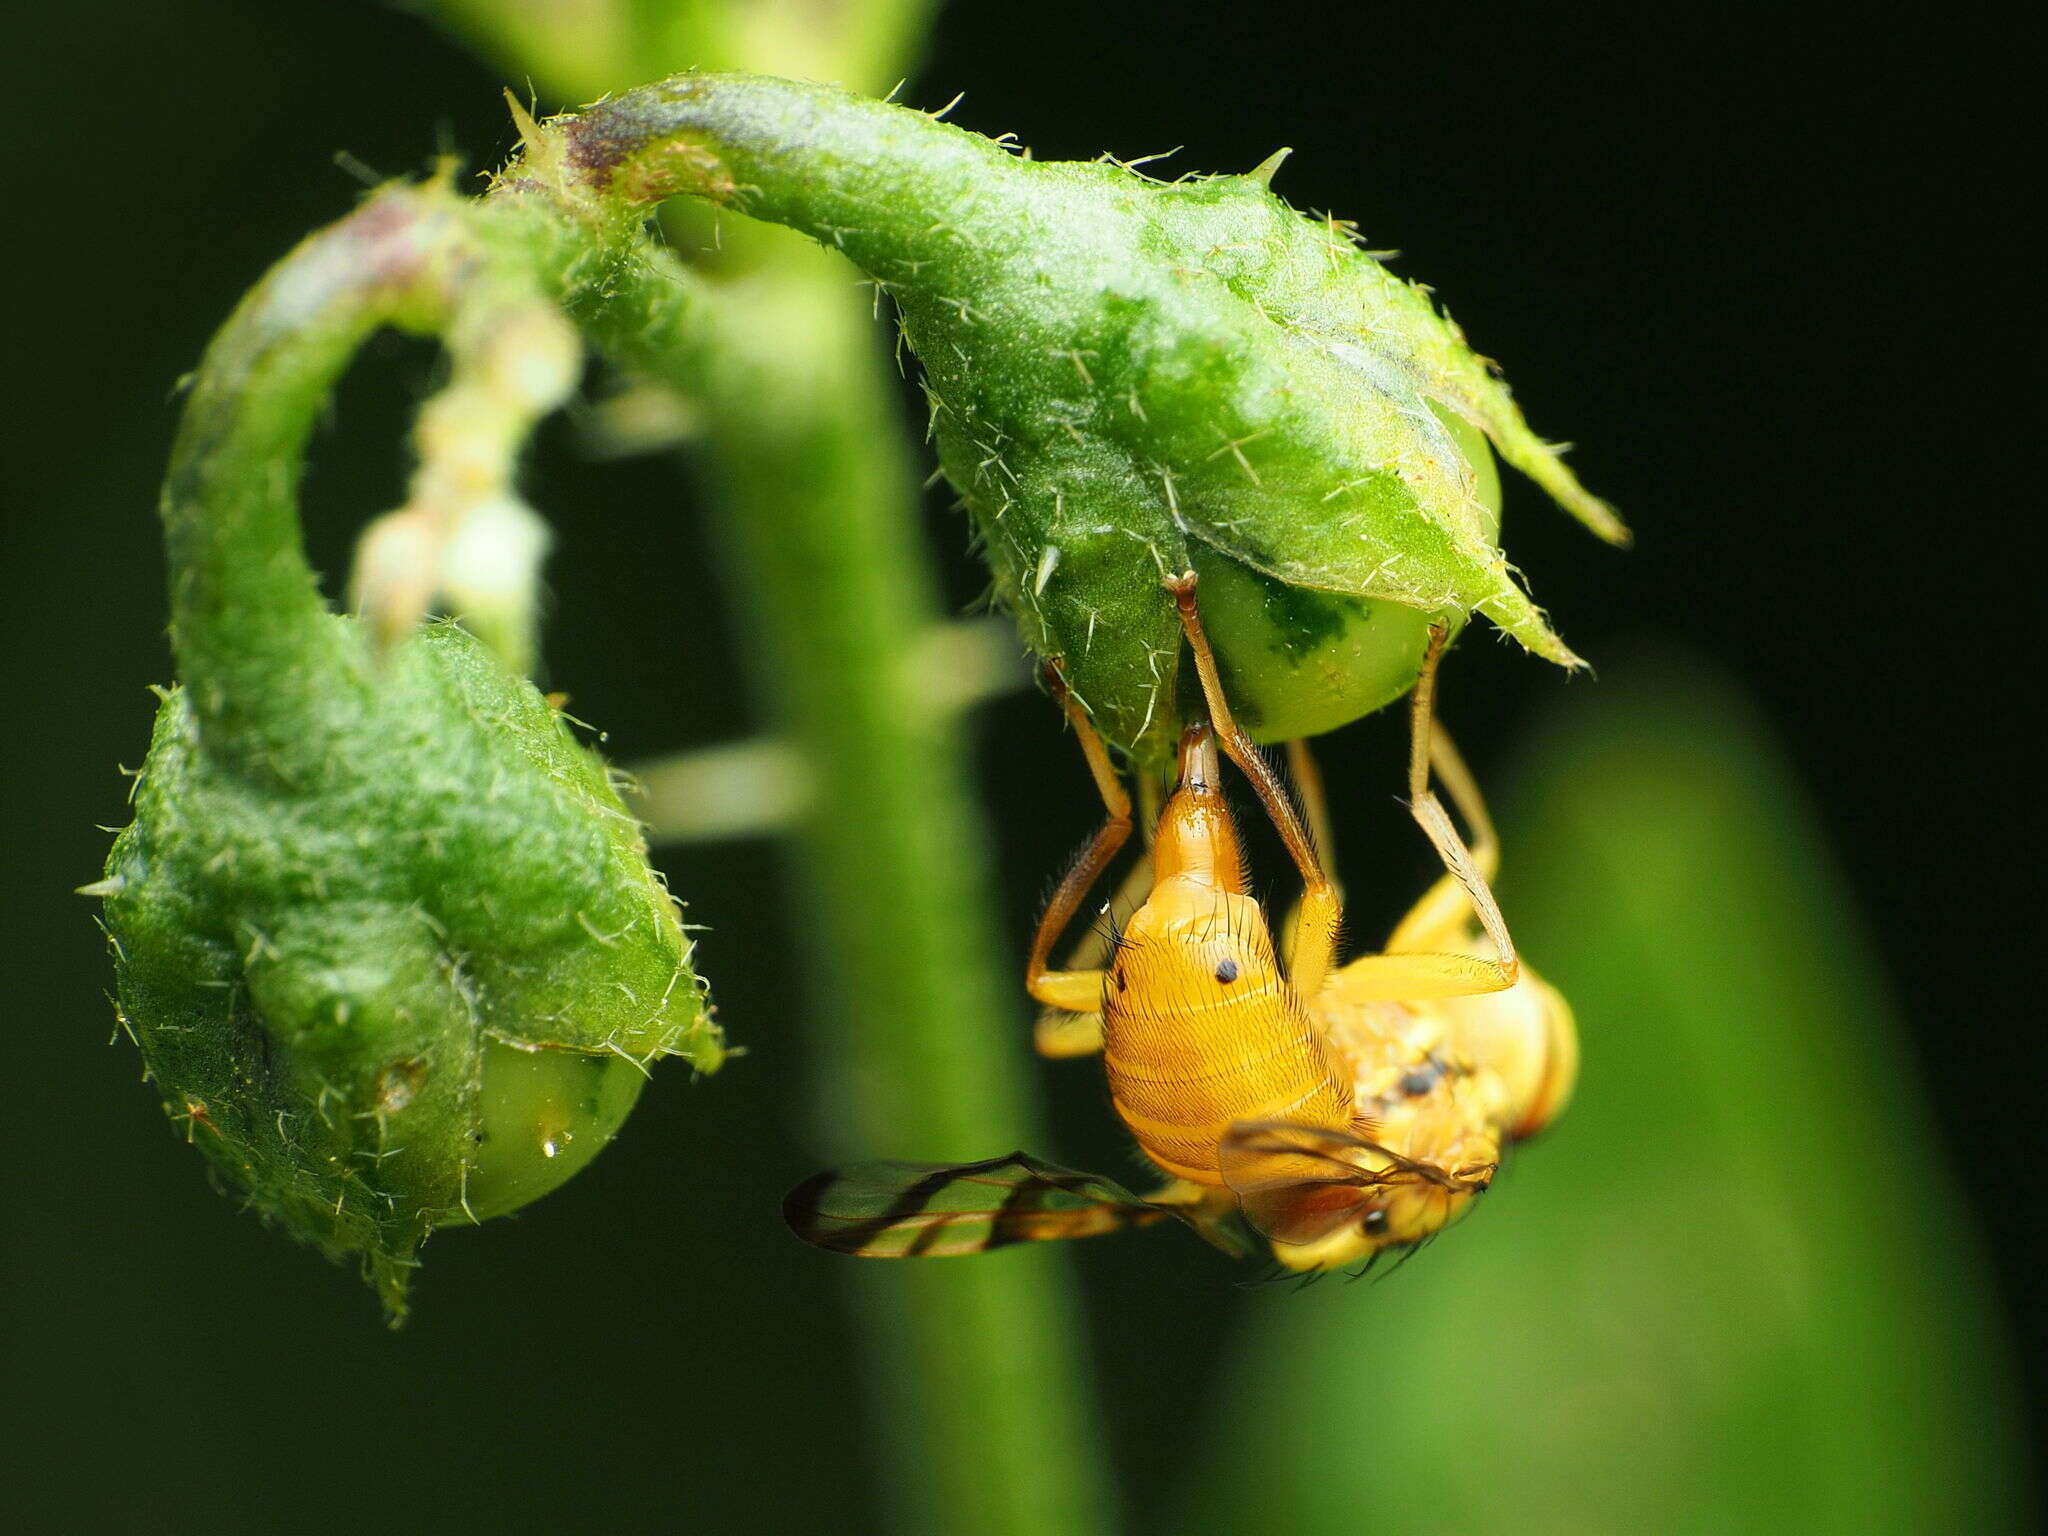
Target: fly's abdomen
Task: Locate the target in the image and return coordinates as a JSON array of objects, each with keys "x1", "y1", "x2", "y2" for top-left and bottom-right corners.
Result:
[{"x1": 1103, "y1": 939, "x2": 1351, "y2": 1184}]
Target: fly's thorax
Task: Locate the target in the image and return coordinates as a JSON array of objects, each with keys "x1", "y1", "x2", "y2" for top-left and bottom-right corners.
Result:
[
  {"x1": 1114, "y1": 876, "x2": 1269, "y2": 1024},
  {"x1": 1102, "y1": 881, "x2": 1287, "y2": 1059},
  {"x1": 1433, "y1": 957, "x2": 1579, "y2": 1141}
]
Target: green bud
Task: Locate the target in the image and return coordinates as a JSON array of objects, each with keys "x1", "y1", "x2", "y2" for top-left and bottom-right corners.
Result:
[
  {"x1": 96, "y1": 185, "x2": 721, "y2": 1320},
  {"x1": 515, "y1": 74, "x2": 1626, "y2": 761}
]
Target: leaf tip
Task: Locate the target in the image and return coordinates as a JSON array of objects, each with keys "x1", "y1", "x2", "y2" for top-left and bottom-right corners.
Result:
[{"x1": 1247, "y1": 147, "x2": 1294, "y2": 188}]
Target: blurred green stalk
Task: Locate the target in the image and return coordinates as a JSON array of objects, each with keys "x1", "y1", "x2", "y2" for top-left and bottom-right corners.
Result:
[
  {"x1": 683, "y1": 236, "x2": 1114, "y2": 1536},
  {"x1": 428, "y1": 5, "x2": 1116, "y2": 1533}
]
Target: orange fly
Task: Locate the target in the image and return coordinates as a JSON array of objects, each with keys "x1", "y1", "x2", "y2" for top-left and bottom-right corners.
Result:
[{"x1": 784, "y1": 573, "x2": 1576, "y2": 1270}]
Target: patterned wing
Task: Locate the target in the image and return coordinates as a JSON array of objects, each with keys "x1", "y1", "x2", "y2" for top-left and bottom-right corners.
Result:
[{"x1": 783, "y1": 1152, "x2": 1173, "y2": 1257}]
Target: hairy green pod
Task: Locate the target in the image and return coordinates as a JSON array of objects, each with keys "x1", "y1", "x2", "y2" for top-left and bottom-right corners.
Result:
[
  {"x1": 513, "y1": 73, "x2": 1625, "y2": 761},
  {"x1": 97, "y1": 186, "x2": 720, "y2": 1320}
]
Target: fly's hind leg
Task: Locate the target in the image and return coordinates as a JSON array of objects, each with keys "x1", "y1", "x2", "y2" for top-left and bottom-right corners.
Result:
[
  {"x1": 1280, "y1": 738, "x2": 1345, "y2": 960},
  {"x1": 1325, "y1": 624, "x2": 1519, "y2": 1004},
  {"x1": 1385, "y1": 712, "x2": 1499, "y2": 953},
  {"x1": 1168, "y1": 573, "x2": 1342, "y2": 999},
  {"x1": 1027, "y1": 661, "x2": 1131, "y2": 1029}
]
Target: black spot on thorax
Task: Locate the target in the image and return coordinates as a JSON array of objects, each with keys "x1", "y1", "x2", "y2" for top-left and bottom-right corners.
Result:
[{"x1": 1398, "y1": 1053, "x2": 1448, "y2": 1098}]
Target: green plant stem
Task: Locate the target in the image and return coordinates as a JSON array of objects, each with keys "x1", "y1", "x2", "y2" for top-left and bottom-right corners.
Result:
[
  {"x1": 490, "y1": 128, "x2": 1119, "y2": 1536},
  {"x1": 699, "y1": 237, "x2": 1115, "y2": 1536},
  {"x1": 546, "y1": 200, "x2": 1116, "y2": 1533}
]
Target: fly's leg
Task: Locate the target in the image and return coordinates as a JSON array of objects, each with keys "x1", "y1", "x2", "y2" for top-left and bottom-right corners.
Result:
[
  {"x1": 1384, "y1": 718, "x2": 1499, "y2": 952},
  {"x1": 1168, "y1": 572, "x2": 1340, "y2": 998},
  {"x1": 1141, "y1": 1180, "x2": 1250, "y2": 1257},
  {"x1": 1324, "y1": 624, "x2": 1519, "y2": 1003},
  {"x1": 1027, "y1": 661, "x2": 1130, "y2": 1020},
  {"x1": 1399, "y1": 624, "x2": 1516, "y2": 968},
  {"x1": 1280, "y1": 738, "x2": 1346, "y2": 960},
  {"x1": 1034, "y1": 853, "x2": 1152, "y2": 1058}
]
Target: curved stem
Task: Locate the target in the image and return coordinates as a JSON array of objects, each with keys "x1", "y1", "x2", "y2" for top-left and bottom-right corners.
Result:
[
  {"x1": 521, "y1": 72, "x2": 1022, "y2": 285},
  {"x1": 172, "y1": 126, "x2": 1116, "y2": 1529},
  {"x1": 160, "y1": 180, "x2": 711, "y2": 781},
  {"x1": 162, "y1": 188, "x2": 486, "y2": 770}
]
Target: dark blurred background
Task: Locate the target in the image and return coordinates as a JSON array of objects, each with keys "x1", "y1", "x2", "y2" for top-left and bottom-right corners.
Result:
[{"x1": 6, "y1": 2, "x2": 2035, "y2": 1531}]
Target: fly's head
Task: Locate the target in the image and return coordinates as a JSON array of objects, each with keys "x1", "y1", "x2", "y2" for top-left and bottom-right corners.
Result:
[{"x1": 1219, "y1": 1115, "x2": 1501, "y2": 1271}]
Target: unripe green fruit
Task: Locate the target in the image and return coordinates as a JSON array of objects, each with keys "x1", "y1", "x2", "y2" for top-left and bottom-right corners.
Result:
[
  {"x1": 1186, "y1": 410, "x2": 1501, "y2": 743},
  {"x1": 103, "y1": 623, "x2": 718, "y2": 1318},
  {"x1": 97, "y1": 186, "x2": 720, "y2": 1320}
]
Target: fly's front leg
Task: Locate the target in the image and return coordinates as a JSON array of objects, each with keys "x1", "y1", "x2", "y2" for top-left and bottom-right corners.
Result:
[
  {"x1": 1168, "y1": 573, "x2": 1341, "y2": 999},
  {"x1": 1027, "y1": 662, "x2": 1129, "y2": 1031},
  {"x1": 1326, "y1": 624, "x2": 1518, "y2": 1004}
]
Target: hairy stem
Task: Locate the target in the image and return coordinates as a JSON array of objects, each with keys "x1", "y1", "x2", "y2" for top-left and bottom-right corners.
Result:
[
  {"x1": 523, "y1": 192, "x2": 1116, "y2": 1533},
  {"x1": 704, "y1": 241, "x2": 1114, "y2": 1536},
  {"x1": 162, "y1": 196, "x2": 413, "y2": 763},
  {"x1": 550, "y1": 71, "x2": 1006, "y2": 279},
  {"x1": 488, "y1": 96, "x2": 1119, "y2": 1536}
]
